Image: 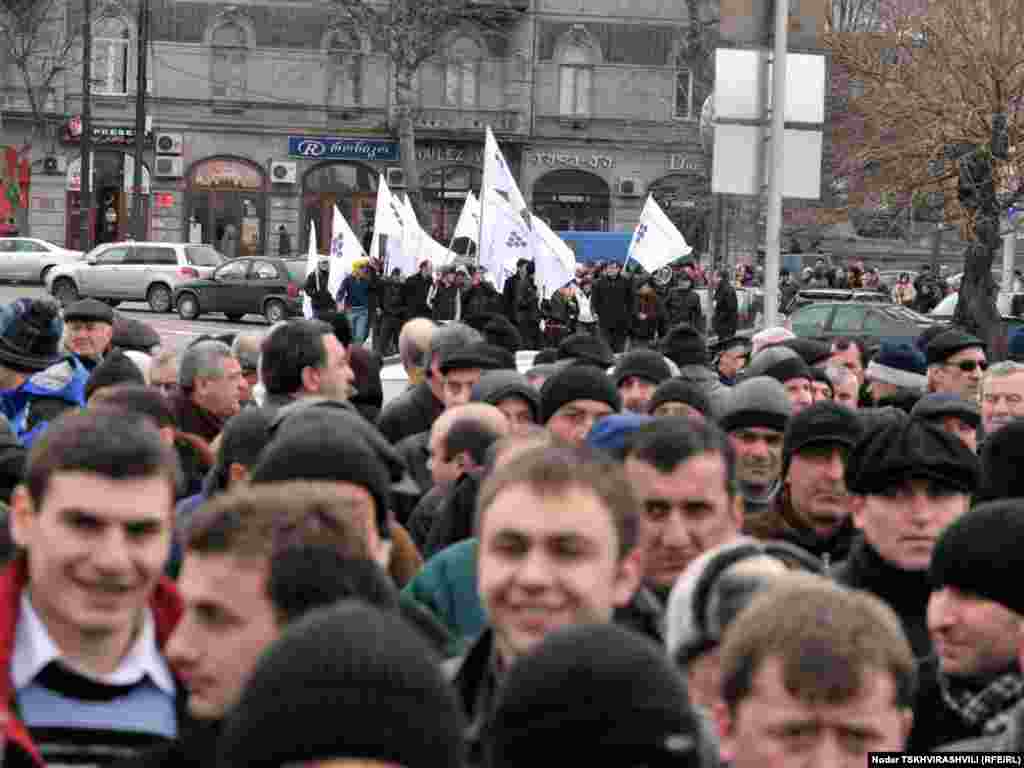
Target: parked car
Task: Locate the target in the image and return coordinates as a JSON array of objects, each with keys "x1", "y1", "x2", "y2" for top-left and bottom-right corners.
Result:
[
  {"x1": 173, "y1": 257, "x2": 307, "y2": 323},
  {"x1": 787, "y1": 301, "x2": 939, "y2": 354},
  {"x1": 46, "y1": 242, "x2": 225, "y2": 312},
  {"x1": 0, "y1": 237, "x2": 83, "y2": 283},
  {"x1": 930, "y1": 291, "x2": 1024, "y2": 319},
  {"x1": 947, "y1": 269, "x2": 1004, "y2": 291},
  {"x1": 782, "y1": 289, "x2": 892, "y2": 316}
]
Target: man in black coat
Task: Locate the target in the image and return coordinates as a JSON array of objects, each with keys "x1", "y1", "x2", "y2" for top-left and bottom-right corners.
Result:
[
  {"x1": 402, "y1": 260, "x2": 434, "y2": 319},
  {"x1": 712, "y1": 268, "x2": 739, "y2": 341},
  {"x1": 666, "y1": 271, "x2": 703, "y2": 332},
  {"x1": 591, "y1": 261, "x2": 633, "y2": 353},
  {"x1": 372, "y1": 267, "x2": 406, "y2": 357}
]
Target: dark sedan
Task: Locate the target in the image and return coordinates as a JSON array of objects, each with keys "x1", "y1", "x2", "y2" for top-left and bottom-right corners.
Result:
[
  {"x1": 787, "y1": 301, "x2": 940, "y2": 354},
  {"x1": 173, "y1": 257, "x2": 306, "y2": 323}
]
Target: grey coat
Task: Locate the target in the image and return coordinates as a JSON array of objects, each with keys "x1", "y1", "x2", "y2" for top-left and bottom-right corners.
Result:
[{"x1": 939, "y1": 700, "x2": 1024, "y2": 752}]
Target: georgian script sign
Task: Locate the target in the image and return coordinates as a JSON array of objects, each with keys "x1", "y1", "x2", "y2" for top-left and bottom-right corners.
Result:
[
  {"x1": 528, "y1": 151, "x2": 615, "y2": 169},
  {"x1": 287, "y1": 136, "x2": 399, "y2": 162}
]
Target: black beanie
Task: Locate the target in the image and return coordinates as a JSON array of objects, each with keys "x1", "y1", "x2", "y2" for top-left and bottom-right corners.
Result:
[
  {"x1": 845, "y1": 416, "x2": 979, "y2": 496},
  {"x1": 251, "y1": 426, "x2": 391, "y2": 539},
  {"x1": 978, "y1": 420, "x2": 1024, "y2": 502},
  {"x1": 661, "y1": 324, "x2": 707, "y2": 368},
  {"x1": 557, "y1": 333, "x2": 615, "y2": 368},
  {"x1": 85, "y1": 350, "x2": 145, "y2": 400},
  {"x1": 647, "y1": 378, "x2": 710, "y2": 416},
  {"x1": 487, "y1": 623, "x2": 703, "y2": 768},
  {"x1": 612, "y1": 349, "x2": 672, "y2": 387},
  {"x1": 782, "y1": 401, "x2": 863, "y2": 477},
  {"x1": 540, "y1": 365, "x2": 621, "y2": 424},
  {"x1": 930, "y1": 501, "x2": 1024, "y2": 616},
  {"x1": 218, "y1": 602, "x2": 464, "y2": 768}
]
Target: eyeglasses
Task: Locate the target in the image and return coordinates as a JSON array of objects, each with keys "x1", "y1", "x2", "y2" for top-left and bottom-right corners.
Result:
[{"x1": 946, "y1": 360, "x2": 988, "y2": 373}]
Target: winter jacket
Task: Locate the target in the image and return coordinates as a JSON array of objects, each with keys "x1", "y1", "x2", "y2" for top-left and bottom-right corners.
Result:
[
  {"x1": 744, "y1": 495, "x2": 854, "y2": 573},
  {"x1": 667, "y1": 287, "x2": 704, "y2": 332},
  {"x1": 377, "y1": 276, "x2": 406, "y2": 318},
  {"x1": 432, "y1": 283, "x2": 461, "y2": 322},
  {"x1": 592, "y1": 275, "x2": 633, "y2": 331},
  {"x1": 403, "y1": 273, "x2": 433, "y2": 318},
  {"x1": 376, "y1": 380, "x2": 444, "y2": 445},
  {"x1": 0, "y1": 560, "x2": 183, "y2": 768},
  {"x1": 833, "y1": 536, "x2": 933, "y2": 660},
  {"x1": 425, "y1": 470, "x2": 483, "y2": 558},
  {"x1": 166, "y1": 388, "x2": 225, "y2": 443},
  {"x1": 446, "y1": 629, "x2": 500, "y2": 768},
  {"x1": 463, "y1": 284, "x2": 502, "y2": 323},
  {"x1": 303, "y1": 269, "x2": 335, "y2": 314},
  {"x1": 402, "y1": 538, "x2": 486, "y2": 644},
  {"x1": 337, "y1": 274, "x2": 370, "y2": 310},
  {"x1": 0, "y1": 356, "x2": 89, "y2": 447},
  {"x1": 407, "y1": 484, "x2": 449, "y2": 551},
  {"x1": 940, "y1": 698, "x2": 1024, "y2": 752},
  {"x1": 713, "y1": 282, "x2": 739, "y2": 340}
]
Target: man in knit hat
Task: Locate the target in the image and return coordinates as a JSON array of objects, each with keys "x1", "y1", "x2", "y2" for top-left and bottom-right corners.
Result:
[
  {"x1": 742, "y1": 345, "x2": 813, "y2": 414},
  {"x1": 909, "y1": 501, "x2": 1024, "y2": 751},
  {"x1": 926, "y1": 329, "x2": 988, "y2": 401},
  {"x1": 911, "y1": 393, "x2": 981, "y2": 453},
  {"x1": 647, "y1": 378, "x2": 710, "y2": 420},
  {"x1": 865, "y1": 340, "x2": 928, "y2": 410},
  {"x1": 623, "y1": 418, "x2": 744, "y2": 623},
  {"x1": 837, "y1": 417, "x2": 979, "y2": 660},
  {"x1": 719, "y1": 376, "x2": 793, "y2": 525},
  {"x1": 661, "y1": 323, "x2": 726, "y2": 414},
  {"x1": 980, "y1": 361, "x2": 1024, "y2": 438},
  {"x1": 471, "y1": 370, "x2": 539, "y2": 437},
  {"x1": 745, "y1": 401, "x2": 863, "y2": 569},
  {"x1": 0, "y1": 297, "x2": 87, "y2": 445},
  {"x1": 539, "y1": 364, "x2": 621, "y2": 446},
  {"x1": 450, "y1": 444, "x2": 642, "y2": 764},
  {"x1": 715, "y1": 336, "x2": 749, "y2": 386},
  {"x1": 612, "y1": 348, "x2": 672, "y2": 413}
]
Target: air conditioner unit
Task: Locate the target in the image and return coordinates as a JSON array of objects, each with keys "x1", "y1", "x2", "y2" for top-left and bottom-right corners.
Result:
[
  {"x1": 271, "y1": 160, "x2": 297, "y2": 184},
  {"x1": 617, "y1": 177, "x2": 643, "y2": 197},
  {"x1": 43, "y1": 155, "x2": 67, "y2": 175},
  {"x1": 385, "y1": 166, "x2": 406, "y2": 188},
  {"x1": 155, "y1": 156, "x2": 184, "y2": 178},
  {"x1": 156, "y1": 132, "x2": 183, "y2": 155}
]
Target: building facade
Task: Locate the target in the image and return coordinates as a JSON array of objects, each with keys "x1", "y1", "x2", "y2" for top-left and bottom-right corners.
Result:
[{"x1": 2, "y1": 0, "x2": 720, "y2": 259}]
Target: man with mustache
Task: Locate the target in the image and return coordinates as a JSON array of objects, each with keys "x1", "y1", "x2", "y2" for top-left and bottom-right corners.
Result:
[
  {"x1": 835, "y1": 416, "x2": 979, "y2": 660},
  {"x1": 745, "y1": 401, "x2": 863, "y2": 571},
  {"x1": 980, "y1": 362, "x2": 1024, "y2": 439}
]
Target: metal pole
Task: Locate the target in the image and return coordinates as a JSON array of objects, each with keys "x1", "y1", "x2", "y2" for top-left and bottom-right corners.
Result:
[
  {"x1": 78, "y1": 0, "x2": 93, "y2": 252},
  {"x1": 131, "y1": 0, "x2": 148, "y2": 239},
  {"x1": 762, "y1": 0, "x2": 788, "y2": 328}
]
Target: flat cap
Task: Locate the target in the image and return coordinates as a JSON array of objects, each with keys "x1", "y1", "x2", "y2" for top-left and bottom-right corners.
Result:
[
  {"x1": 439, "y1": 342, "x2": 515, "y2": 375},
  {"x1": 925, "y1": 330, "x2": 985, "y2": 366},
  {"x1": 910, "y1": 393, "x2": 981, "y2": 430},
  {"x1": 64, "y1": 298, "x2": 114, "y2": 325}
]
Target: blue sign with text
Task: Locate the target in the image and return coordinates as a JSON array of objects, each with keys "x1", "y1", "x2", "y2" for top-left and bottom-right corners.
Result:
[{"x1": 287, "y1": 136, "x2": 400, "y2": 162}]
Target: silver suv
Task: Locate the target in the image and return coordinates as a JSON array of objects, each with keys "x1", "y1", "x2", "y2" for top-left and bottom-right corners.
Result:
[{"x1": 46, "y1": 241, "x2": 226, "y2": 312}]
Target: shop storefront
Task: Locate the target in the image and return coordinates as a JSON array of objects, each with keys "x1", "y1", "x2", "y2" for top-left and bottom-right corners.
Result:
[
  {"x1": 62, "y1": 117, "x2": 153, "y2": 250},
  {"x1": 185, "y1": 157, "x2": 266, "y2": 258},
  {"x1": 301, "y1": 162, "x2": 378, "y2": 253},
  {"x1": 532, "y1": 168, "x2": 611, "y2": 231}
]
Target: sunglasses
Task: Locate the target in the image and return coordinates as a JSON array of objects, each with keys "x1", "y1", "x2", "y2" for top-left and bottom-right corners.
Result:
[{"x1": 946, "y1": 360, "x2": 988, "y2": 373}]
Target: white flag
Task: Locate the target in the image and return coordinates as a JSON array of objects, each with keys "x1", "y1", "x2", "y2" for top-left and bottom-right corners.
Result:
[
  {"x1": 302, "y1": 220, "x2": 319, "y2": 319},
  {"x1": 482, "y1": 126, "x2": 528, "y2": 214},
  {"x1": 369, "y1": 172, "x2": 406, "y2": 269},
  {"x1": 626, "y1": 194, "x2": 692, "y2": 274},
  {"x1": 327, "y1": 204, "x2": 366, "y2": 299},
  {"x1": 533, "y1": 216, "x2": 577, "y2": 300},
  {"x1": 479, "y1": 186, "x2": 532, "y2": 293},
  {"x1": 451, "y1": 191, "x2": 481, "y2": 244}
]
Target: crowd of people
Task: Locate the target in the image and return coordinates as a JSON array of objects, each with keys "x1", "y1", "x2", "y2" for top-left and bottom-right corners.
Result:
[{"x1": 0, "y1": 272, "x2": 1023, "y2": 767}]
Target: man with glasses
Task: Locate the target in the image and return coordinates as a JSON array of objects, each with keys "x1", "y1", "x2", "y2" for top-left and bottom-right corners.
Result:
[{"x1": 926, "y1": 330, "x2": 988, "y2": 401}]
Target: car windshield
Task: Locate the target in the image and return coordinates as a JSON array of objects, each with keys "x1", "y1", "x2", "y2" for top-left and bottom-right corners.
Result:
[{"x1": 186, "y1": 246, "x2": 226, "y2": 267}]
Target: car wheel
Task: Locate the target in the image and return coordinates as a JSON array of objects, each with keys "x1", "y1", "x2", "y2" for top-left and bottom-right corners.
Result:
[
  {"x1": 53, "y1": 278, "x2": 79, "y2": 307},
  {"x1": 225, "y1": 313, "x2": 244, "y2": 322},
  {"x1": 177, "y1": 294, "x2": 200, "y2": 320},
  {"x1": 39, "y1": 266, "x2": 52, "y2": 285},
  {"x1": 147, "y1": 284, "x2": 172, "y2": 313},
  {"x1": 264, "y1": 300, "x2": 286, "y2": 325}
]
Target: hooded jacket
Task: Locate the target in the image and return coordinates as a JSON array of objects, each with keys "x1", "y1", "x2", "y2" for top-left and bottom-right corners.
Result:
[{"x1": 0, "y1": 560, "x2": 183, "y2": 768}]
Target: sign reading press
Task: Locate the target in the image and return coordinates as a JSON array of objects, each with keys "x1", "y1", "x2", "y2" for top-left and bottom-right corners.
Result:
[{"x1": 287, "y1": 136, "x2": 400, "y2": 162}]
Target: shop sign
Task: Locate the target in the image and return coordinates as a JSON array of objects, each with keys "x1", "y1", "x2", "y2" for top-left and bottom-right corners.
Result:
[
  {"x1": 528, "y1": 151, "x2": 615, "y2": 170},
  {"x1": 191, "y1": 160, "x2": 263, "y2": 190},
  {"x1": 62, "y1": 116, "x2": 154, "y2": 147},
  {"x1": 415, "y1": 143, "x2": 484, "y2": 164},
  {"x1": 287, "y1": 136, "x2": 399, "y2": 162},
  {"x1": 668, "y1": 154, "x2": 705, "y2": 174}
]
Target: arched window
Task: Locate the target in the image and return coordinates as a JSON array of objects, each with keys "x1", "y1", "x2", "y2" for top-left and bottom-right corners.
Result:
[
  {"x1": 444, "y1": 36, "x2": 481, "y2": 108},
  {"x1": 93, "y1": 16, "x2": 130, "y2": 95},
  {"x1": 327, "y1": 26, "x2": 363, "y2": 108},
  {"x1": 211, "y1": 22, "x2": 248, "y2": 99}
]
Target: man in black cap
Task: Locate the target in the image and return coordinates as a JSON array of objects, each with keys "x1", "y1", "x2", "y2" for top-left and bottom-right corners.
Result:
[
  {"x1": 592, "y1": 260, "x2": 633, "y2": 353},
  {"x1": 746, "y1": 401, "x2": 863, "y2": 570},
  {"x1": 926, "y1": 330, "x2": 988, "y2": 401},
  {"x1": 742, "y1": 345, "x2": 814, "y2": 414},
  {"x1": 437, "y1": 342, "x2": 514, "y2": 410},
  {"x1": 539, "y1": 365, "x2": 621, "y2": 446},
  {"x1": 471, "y1": 370, "x2": 540, "y2": 437},
  {"x1": 910, "y1": 501, "x2": 1024, "y2": 751},
  {"x1": 837, "y1": 416, "x2": 979, "y2": 660},
  {"x1": 715, "y1": 336, "x2": 749, "y2": 387},
  {"x1": 661, "y1": 324, "x2": 727, "y2": 415},
  {"x1": 612, "y1": 348, "x2": 672, "y2": 413},
  {"x1": 557, "y1": 331, "x2": 615, "y2": 369},
  {"x1": 62, "y1": 297, "x2": 114, "y2": 369},
  {"x1": 0, "y1": 298, "x2": 87, "y2": 446},
  {"x1": 911, "y1": 393, "x2": 981, "y2": 453}
]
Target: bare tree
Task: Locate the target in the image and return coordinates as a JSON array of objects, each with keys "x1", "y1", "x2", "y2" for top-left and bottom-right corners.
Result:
[
  {"x1": 827, "y1": 0, "x2": 1024, "y2": 353},
  {"x1": 331, "y1": 0, "x2": 517, "y2": 224}
]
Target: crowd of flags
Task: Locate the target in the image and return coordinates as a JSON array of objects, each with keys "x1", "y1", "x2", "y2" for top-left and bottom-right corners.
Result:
[{"x1": 304, "y1": 125, "x2": 693, "y2": 318}]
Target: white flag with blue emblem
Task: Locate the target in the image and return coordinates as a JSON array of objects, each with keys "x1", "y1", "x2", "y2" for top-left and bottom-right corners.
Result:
[
  {"x1": 328, "y1": 204, "x2": 366, "y2": 299},
  {"x1": 532, "y1": 216, "x2": 577, "y2": 300},
  {"x1": 369, "y1": 173, "x2": 406, "y2": 271},
  {"x1": 479, "y1": 185, "x2": 532, "y2": 293},
  {"x1": 302, "y1": 220, "x2": 319, "y2": 319},
  {"x1": 627, "y1": 195, "x2": 692, "y2": 274}
]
